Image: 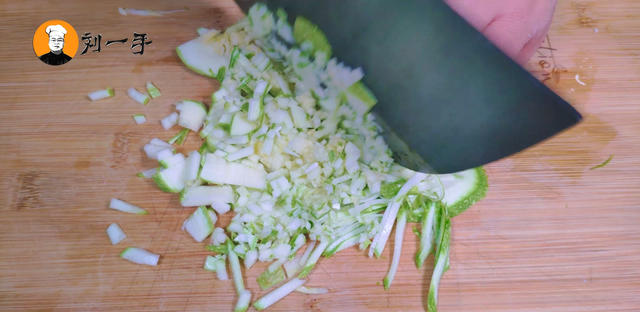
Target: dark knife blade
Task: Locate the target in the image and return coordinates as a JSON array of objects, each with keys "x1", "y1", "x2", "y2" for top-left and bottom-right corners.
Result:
[{"x1": 236, "y1": 0, "x2": 582, "y2": 174}]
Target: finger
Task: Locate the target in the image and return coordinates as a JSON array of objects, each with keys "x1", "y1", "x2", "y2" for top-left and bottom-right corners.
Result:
[
  {"x1": 481, "y1": 10, "x2": 531, "y2": 61},
  {"x1": 515, "y1": 31, "x2": 548, "y2": 65},
  {"x1": 516, "y1": 2, "x2": 556, "y2": 64},
  {"x1": 444, "y1": 0, "x2": 502, "y2": 31}
]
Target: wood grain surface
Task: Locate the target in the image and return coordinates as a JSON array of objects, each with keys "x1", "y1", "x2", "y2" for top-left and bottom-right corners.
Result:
[{"x1": 1, "y1": 0, "x2": 639, "y2": 311}]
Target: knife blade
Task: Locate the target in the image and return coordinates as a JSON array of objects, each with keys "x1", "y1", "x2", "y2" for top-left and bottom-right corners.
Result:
[{"x1": 236, "y1": 0, "x2": 582, "y2": 174}]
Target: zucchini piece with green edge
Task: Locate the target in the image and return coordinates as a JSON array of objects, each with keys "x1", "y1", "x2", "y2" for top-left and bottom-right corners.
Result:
[
  {"x1": 159, "y1": 152, "x2": 185, "y2": 168},
  {"x1": 109, "y1": 198, "x2": 148, "y2": 215},
  {"x1": 415, "y1": 201, "x2": 438, "y2": 269},
  {"x1": 176, "y1": 100, "x2": 207, "y2": 132},
  {"x1": 253, "y1": 278, "x2": 306, "y2": 311},
  {"x1": 323, "y1": 225, "x2": 366, "y2": 257},
  {"x1": 230, "y1": 112, "x2": 258, "y2": 136},
  {"x1": 440, "y1": 167, "x2": 488, "y2": 218},
  {"x1": 380, "y1": 179, "x2": 406, "y2": 199},
  {"x1": 119, "y1": 247, "x2": 160, "y2": 266},
  {"x1": 127, "y1": 87, "x2": 149, "y2": 105},
  {"x1": 198, "y1": 141, "x2": 209, "y2": 154},
  {"x1": 180, "y1": 185, "x2": 234, "y2": 207},
  {"x1": 87, "y1": 87, "x2": 115, "y2": 101},
  {"x1": 206, "y1": 244, "x2": 228, "y2": 254},
  {"x1": 298, "y1": 240, "x2": 328, "y2": 278},
  {"x1": 345, "y1": 81, "x2": 378, "y2": 115},
  {"x1": 383, "y1": 207, "x2": 407, "y2": 290},
  {"x1": 182, "y1": 206, "x2": 216, "y2": 242},
  {"x1": 406, "y1": 167, "x2": 488, "y2": 221},
  {"x1": 211, "y1": 66, "x2": 226, "y2": 83},
  {"x1": 235, "y1": 289, "x2": 252, "y2": 312},
  {"x1": 257, "y1": 265, "x2": 286, "y2": 291},
  {"x1": 227, "y1": 240, "x2": 245, "y2": 295},
  {"x1": 428, "y1": 215, "x2": 451, "y2": 312},
  {"x1": 292, "y1": 16, "x2": 332, "y2": 58},
  {"x1": 146, "y1": 82, "x2": 161, "y2": 98},
  {"x1": 152, "y1": 161, "x2": 186, "y2": 193},
  {"x1": 176, "y1": 36, "x2": 227, "y2": 78},
  {"x1": 204, "y1": 255, "x2": 219, "y2": 272},
  {"x1": 132, "y1": 114, "x2": 147, "y2": 124}
]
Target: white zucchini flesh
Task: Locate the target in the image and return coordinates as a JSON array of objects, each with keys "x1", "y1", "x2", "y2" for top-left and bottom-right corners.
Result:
[
  {"x1": 161, "y1": 112, "x2": 179, "y2": 130},
  {"x1": 109, "y1": 198, "x2": 148, "y2": 215},
  {"x1": 289, "y1": 105, "x2": 311, "y2": 129},
  {"x1": 227, "y1": 146, "x2": 254, "y2": 162},
  {"x1": 211, "y1": 201, "x2": 231, "y2": 215},
  {"x1": 156, "y1": 149, "x2": 174, "y2": 161},
  {"x1": 120, "y1": 247, "x2": 160, "y2": 266},
  {"x1": 234, "y1": 289, "x2": 252, "y2": 312},
  {"x1": 182, "y1": 150, "x2": 202, "y2": 182},
  {"x1": 244, "y1": 249, "x2": 258, "y2": 270},
  {"x1": 159, "y1": 153, "x2": 186, "y2": 168},
  {"x1": 144, "y1": 138, "x2": 175, "y2": 159},
  {"x1": 106, "y1": 223, "x2": 127, "y2": 245},
  {"x1": 143, "y1": 144, "x2": 174, "y2": 160},
  {"x1": 230, "y1": 112, "x2": 258, "y2": 136},
  {"x1": 253, "y1": 278, "x2": 306, "y2": 310},
  {"x1": 180, "y1": 185, "x2": 235, "y2": 207},
  {"x1": 127, "y1": 87, "x2": 149, "y2": 105},
  {"x1": 150, "y1": 138, "x2": 173, "y2": 147},
  {"x1": 176, "y1": 100, "x2": 207, "y2": 132},
  {"x1": 210, "y1": 227, "x2": 228, "y2": 246},
  {"x1": 88, "y1": 88, "x2": 115, "y2": 101},
  {"x1": 216, "y1": 255, "x2": 229, "y2": 280},
  {"x1": 247, "y1": 99, "x2": 261, "y2": 122},
  {"x1": 200, "y1": 154, "x2": 266, "y2": 189},
  {"x1": 182, "y1": 206, "x2": 216, "y2": 242},
  {"x1": 204, "y1": 255, "x2": 218, "y2": 272}
]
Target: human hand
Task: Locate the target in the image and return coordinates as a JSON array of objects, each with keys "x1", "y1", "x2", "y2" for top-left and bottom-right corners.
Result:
[{"x1": 445, "y1": 0, "x2": 557, "y2": 65}]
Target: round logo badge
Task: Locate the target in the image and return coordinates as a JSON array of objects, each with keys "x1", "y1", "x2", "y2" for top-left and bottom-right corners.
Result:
[{"x1": 33, "y1": 20, "x2": 79, "y2": 66}]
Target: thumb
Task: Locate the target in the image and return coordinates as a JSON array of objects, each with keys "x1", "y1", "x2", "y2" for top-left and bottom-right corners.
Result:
[{"x1": 481, "y1": 11, "x2": 531, "y2": 63}]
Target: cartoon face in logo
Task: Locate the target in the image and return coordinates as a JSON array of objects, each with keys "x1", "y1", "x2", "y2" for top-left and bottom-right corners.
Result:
[
  {"x1": 48, "y1": 25, "x2": 66, "y2": 53},
  {"x1": 33, "y1": 20, "x2": 79, "y2": 66},
  {"x1": 40, "y1": 25, "x2": 72, "y2": 66}
]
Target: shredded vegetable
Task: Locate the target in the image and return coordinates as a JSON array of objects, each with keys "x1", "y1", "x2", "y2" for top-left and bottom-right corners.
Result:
[
  {"x1": 109, "y1": 198, "x2": 148, "y2": 215},
  {"x1": 119, "y1": 7, "x2": 188, "y2": 16}
]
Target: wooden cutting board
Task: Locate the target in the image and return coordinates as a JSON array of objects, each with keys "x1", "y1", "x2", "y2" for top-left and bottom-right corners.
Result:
[{"x1": 1, "y1": 0, "x2": 639, "y2": 311}]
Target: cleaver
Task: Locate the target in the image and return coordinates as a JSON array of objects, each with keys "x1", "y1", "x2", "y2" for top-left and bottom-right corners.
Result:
[{"x1": 236, "y1": 0, "x2": 582, "y2": 174}]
